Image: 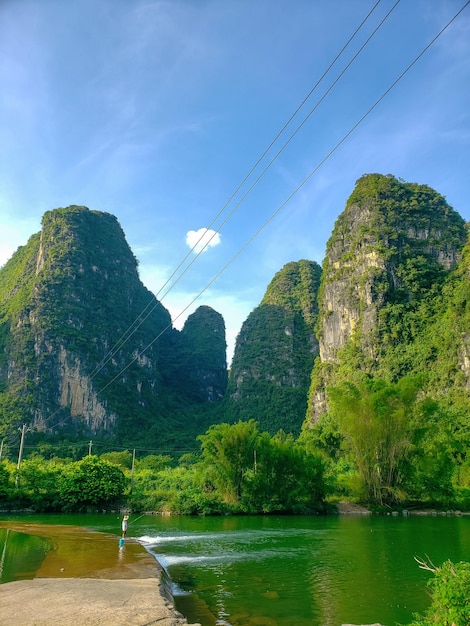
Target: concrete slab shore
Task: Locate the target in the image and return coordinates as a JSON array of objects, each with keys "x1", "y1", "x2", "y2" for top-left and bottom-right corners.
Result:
[
  {"x1": 0, "y1": 577, "x2": 192, "y2": 626},
  {"x1": 0, "y1": 522, "x2": 197, "y2": 626}
]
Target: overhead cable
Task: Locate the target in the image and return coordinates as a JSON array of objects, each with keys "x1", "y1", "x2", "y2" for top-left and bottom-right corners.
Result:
[
  {"x1": 98, "y1": 0, "x2": 469, "y2": 393},
  {"x1": 90, "y1": 0, "x2": 386, "y2": 381}
]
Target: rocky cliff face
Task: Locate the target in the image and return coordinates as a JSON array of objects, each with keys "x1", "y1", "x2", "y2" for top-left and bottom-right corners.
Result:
[
  {"x1": 0, "y1": 206, "x2": 226, "y2": 446},
  {"x1": 306, "y1": 174, "x2": 468, "y2": 425},
  {"x1": 225, "y1": 260, "x2": 321, "y2": 435}
]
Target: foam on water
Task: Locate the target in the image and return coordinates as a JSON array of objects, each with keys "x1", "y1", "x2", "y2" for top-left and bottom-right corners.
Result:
[
  {"x1": 138, "y1": 526, "x2": 323, "y2": 549},
  {"x1": 138, "y1": 534, "x2": 200, "y2": 546},
  {"x1": 159, "y1": 554, "x2": 226, "y2": 567}
]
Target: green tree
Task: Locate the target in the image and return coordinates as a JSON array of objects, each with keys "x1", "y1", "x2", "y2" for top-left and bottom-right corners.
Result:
[
  {"x1": 99, "y1": 450, "x2": 132, "y2": 470},
  {"x1": 0, "y1": 461, "x2": 12, "y2": 499},
  {"x1": 245, "y1": 432, "x2": 325, "y2": 513},
  {"x1": 134, "y1": 454, "x2": 172, "y2": 472},
  {"x1": 198, "y1": 421, "x2": 326, "y2": 513},
  {"x1": 18, "y1": 456, "x2": 63, "y2": 511},
  {"x1": 58, "y1": 455, "x2": 125, "y2": 511},
  {"x1": 403, "y1": 399, "x2": 456, "y2": 505},
  {"x1": 198, "y1": 420, "x2": 259, "y2": 505},
  {"x1": 329, "y1": 377, "x2": 419, "y2": 504}
]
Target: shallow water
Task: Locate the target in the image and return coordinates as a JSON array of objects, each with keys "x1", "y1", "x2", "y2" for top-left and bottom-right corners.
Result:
[
  {"x1": 0, "y1": 527, "x2": 51, "y2": 582},
  {"x1": 1, "y1": 512, "x2": 469, "y2": 626}
]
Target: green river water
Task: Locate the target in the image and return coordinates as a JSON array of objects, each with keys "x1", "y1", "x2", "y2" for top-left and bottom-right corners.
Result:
[{"x1": 1, "y1": 512, "x2": 469, "y2": 625}]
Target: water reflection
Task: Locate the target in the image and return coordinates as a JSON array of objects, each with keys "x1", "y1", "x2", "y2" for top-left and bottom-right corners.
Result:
[{"x1": 0, "y1": 527, "x2": 51, "y2": 583}]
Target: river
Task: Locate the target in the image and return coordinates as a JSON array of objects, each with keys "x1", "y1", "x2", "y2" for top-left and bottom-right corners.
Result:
[{"x1": 1, "y1": 512, "x2": 469, "y2": 625}]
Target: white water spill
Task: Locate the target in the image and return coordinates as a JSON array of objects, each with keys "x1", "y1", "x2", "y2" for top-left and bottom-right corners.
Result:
[
  {"x1": 138, "y1": 531, "x2": 308, "y2": 567},
  {"x1": 139, "y1": 534, "x2": 202, "y2": 546},
  {"x1": 157, "y1": 554, "x2": 227, "y2": 567}
]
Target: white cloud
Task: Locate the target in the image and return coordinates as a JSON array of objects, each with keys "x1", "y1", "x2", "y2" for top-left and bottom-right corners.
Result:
[{"x1": 185, "y1": 228, "x2": 221, "y2": 254}]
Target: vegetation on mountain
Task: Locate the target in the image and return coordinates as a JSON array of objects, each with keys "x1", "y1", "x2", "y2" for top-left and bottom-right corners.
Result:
[
  {"x1": 178, "y1": 305, "x2": 228, "y2": 402},
  {"x1": 224, "y1": 260, "x2": 321, "y2": 435},
  {"x1": 0, "y1": 206, "x2": 227, "y2": 452},
  {"x1": 301, "y1": 174, "x2": 470, "y2": 508},
  {"x1": 1, "y1": 175, "x2": 470, "y2": 513}
]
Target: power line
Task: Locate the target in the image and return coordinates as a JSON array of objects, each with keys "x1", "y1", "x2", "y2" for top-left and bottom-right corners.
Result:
[
  {"x1": 99, "y1": 0, "x2": 469, "y2": 392},
  {"x1": 88, "y1": 0, "x2": 386, "y2": 383},
  {"x1": 20, "y1": 440, "x2": 198, "y2": 456}
]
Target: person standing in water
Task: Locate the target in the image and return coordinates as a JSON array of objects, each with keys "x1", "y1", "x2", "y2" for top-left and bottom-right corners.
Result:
[{"x1": 121, "y1": 515, "x2": 129, "y2": 538}]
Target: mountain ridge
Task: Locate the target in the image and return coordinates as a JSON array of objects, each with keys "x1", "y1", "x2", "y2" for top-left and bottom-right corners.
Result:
[{"x1": 1, "y1": 175, "x2": 469, "y2": 463}]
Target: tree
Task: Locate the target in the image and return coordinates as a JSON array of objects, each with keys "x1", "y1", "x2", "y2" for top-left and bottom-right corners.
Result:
[
  {"x1": 18, "y1": 456, "x2": 62, "y2": 510},
  {"x1": 198, "y1": 421, "x2": 326, "y2": 513},
  {"x1": 58, "y1": 455, "x2": 125, "y2": 511},
  {"x1": 245, "y1": 431, "x2": 325, "y2": 513},
  {"x1": 198, "y1": 420, "x2": 259, "y2": 505},
  {"x1": 328, "y1": 377, "x2": 419, "y2": 504},
  {"x1": 403, "y1": 398, "x2": 456, "y2": 505},
  {"x1": 99, "y1": 450, "x2": 133, "y2": 470},
  {"x1": 0, "y1": 461, "x2": 12, "y2": 499},
  {"x1": 134, "y1": 454, "x2": 172, "y2": 472}
]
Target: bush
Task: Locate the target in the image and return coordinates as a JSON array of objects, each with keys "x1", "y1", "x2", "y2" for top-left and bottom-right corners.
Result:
[
  {"x1": 58, "y1": 455, "x2": 126, "y2": 511},
  {"x1": 410, "y1": 558, "x2": 470, "y2": 625},
  {"x1": 0, "y1": 461, "x2": 12, "y2": 499},
  {"x1": 17, "y1": 457, "x2": 63, "y2": 511}
]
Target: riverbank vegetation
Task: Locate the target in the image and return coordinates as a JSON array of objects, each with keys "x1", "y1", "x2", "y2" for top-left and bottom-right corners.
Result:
[
  {"x1": 0, "y1": 420, "x2": 326, "y2": 515},
  {"x1": 410, "y1": 558, "x2": 470, "y2": 625},
  {"x1": 1, "y1": 380, "x2": 469, "y2": 515},
  {"x1": 1, "y1": 406, "x2": 469, "y2": 515},
  {"x1": 302, "y1": 375, "x2": 470, "y2": 512}
]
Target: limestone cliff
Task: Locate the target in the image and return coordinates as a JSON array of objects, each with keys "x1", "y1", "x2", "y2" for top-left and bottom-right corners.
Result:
[
  {"x1": 306, "y1": 174, "x2": 467, "y2": 425},
  {"x1": 0, "y1": 206, "x2": 226, "y2": 447}
]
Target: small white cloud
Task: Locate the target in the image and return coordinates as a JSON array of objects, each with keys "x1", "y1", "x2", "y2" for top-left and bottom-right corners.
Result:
[{"x1": 186, "y1": 227, "x2": 221, "y2": 253}]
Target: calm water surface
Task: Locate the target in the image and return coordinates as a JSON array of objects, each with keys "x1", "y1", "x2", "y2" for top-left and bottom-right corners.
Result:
[{"x1": 1, "y1": 512, "x2": 469, "y2": 626}]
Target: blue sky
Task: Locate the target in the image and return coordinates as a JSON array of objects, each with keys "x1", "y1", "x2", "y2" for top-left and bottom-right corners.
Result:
[{"x1": 1, "y1": 0, "x2": 469, "y2": 364}]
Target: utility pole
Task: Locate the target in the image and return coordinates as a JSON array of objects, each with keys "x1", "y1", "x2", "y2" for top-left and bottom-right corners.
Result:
[
  {"x1": 15, "y1": 424, "x2": 27, "y2": 488},
  {"x1": 130, "y1": 448, "x2": 136, "y2": 494}
]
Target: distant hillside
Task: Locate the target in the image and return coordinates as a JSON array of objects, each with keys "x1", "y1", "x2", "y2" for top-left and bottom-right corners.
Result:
[
  {"x1": 2, "y1": 175, "x2": 469, "y2": 459},
  {"x1": 224, "y1": 260, "x2": 321, "y2": 435},
  {"x1": 0, "y1": 206, "x2": 227, "y2": 451}
]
